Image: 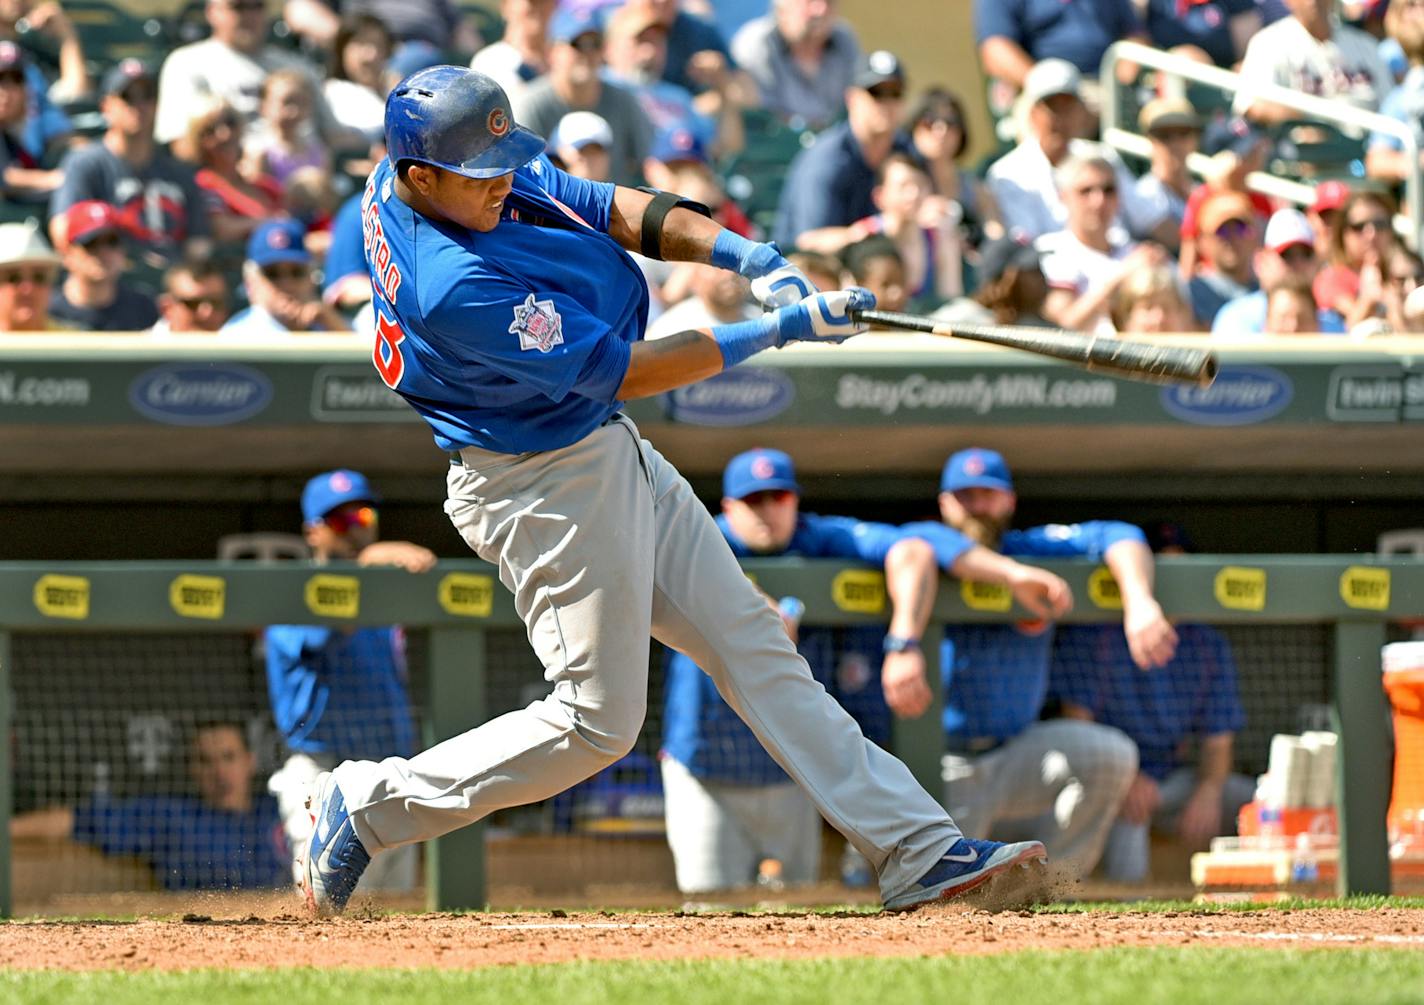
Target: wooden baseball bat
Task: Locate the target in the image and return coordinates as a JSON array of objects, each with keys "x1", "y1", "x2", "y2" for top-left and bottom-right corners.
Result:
[{"x1": 850, "y1": 309, "x2": 1218, "y2": 388}]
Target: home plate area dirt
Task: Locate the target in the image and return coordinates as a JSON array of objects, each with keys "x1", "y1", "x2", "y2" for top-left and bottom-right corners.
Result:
[{"x1": 4, "y1": 907, "x2": 1424, "y2": 971}]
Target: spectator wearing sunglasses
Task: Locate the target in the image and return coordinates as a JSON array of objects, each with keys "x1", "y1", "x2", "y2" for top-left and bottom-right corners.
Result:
[
  {"x1": 986, "y1": 60, "x2": 1172, "y2": 245},
  {"x1": 1313, "y1": 189, "x2": 1402, "y2": 332},
  {"x1": 223, "y1": 219, "x2": 351, "y2": 334},
  {"x1": 0, "y1": 220, "x2": 59, "y2": 331},
  {"x1": 1037, "y1": 153, "x2": 1168, "y2": 334},
  {"x1": 773, "y1": 50, "x2": 916, "y2": 249},
  {"x1": 513, "y1": 9, "x2": 654, "y2": 187},
  {"x1": 1211, "y1": 208, "x2": 1347, "y2": 337},
  {"x1": 265, "y1": 469, "x2": 436, "y2": 893},
  {"x1": 905, "y1": 86, "x2": 1003, "y2": 245},
  {"x1": 0, "y1": 41, "x2": 67, "y2": 202},
  {"x1": 48, "y1": 201, "x2": 159, "y2": 332},
  {"x1": 1187, "y1": 190, "x2": 1262, "y2": 327},
  {"x1": 50, "y1": 60, "x2": 211, "y2": 267},
  {"x1": 152, "y1": 257, "x2": 231, "y2": 333}
]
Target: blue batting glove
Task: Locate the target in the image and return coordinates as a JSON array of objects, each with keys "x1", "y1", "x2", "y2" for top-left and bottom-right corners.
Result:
[
  {"x1": 772, "y1": 287, "x2": 876, "y2": 346},
  {"x1": 711, "y1": 232, "x2": 815, "y2": 307}
]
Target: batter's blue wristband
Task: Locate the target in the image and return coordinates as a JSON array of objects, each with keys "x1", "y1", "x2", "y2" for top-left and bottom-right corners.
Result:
[
  {"x1": 711, "y1": 230, "x2": 781, "y2": 278},
  {"x1": 712, "y1": 315, "x2": 780, "y2": 369}
]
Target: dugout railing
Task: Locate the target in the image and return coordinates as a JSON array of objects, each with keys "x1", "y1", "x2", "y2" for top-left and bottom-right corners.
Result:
[{"x1": 0, "y1": 555, "x2": 1417, "y2": 915}]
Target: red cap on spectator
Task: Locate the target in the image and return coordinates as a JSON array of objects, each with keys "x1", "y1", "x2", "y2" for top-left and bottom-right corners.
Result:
[
  {"x1": 1310, "y1": 180, "x2": 1351, "y2": 215},
  {"x1": 63, "y1": 200, "x2": 121, "y2": 246}
]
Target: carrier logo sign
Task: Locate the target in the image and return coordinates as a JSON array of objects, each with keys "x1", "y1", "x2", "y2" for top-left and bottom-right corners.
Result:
[
  {"x1": 832, "y1": 569, "x2": 885, "y2": 614},
  {"x1": 1340, "y1": 566, "x2": 1390, "y2": 611},
  {"x1": 34, "y1": 574, "x2": 89, "y2": 619},
  {"x1": 1160, "y1": 366, "x2": 1292, "y2": 426},
  {"x1": 664, "y1": 369, "x2": 795, "y2": 426},
  {"x1": 1214, "y1": 566, "x2": 1267, "y2": 611},
  {"x1": 129, "y1": 363, "x2": 273, "y2": 426},
  {"x1": 961, "y1": 579, "x2": 1013, "y2": 612},
  {"x1": 438, "y1": 573, "x2": 495, "y2": 617},
  {"x1": 170, "y1": 574, "x2": 226, "y2": 619},
  {"x1": 1087, "y1": 566, "x2": 1123, "y2": 610},
  {"x1": 304, "y1": 574, "x2": 360, "y2": 619}
]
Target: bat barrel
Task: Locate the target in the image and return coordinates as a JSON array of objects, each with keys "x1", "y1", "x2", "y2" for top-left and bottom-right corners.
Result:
[{"x1": 851, "y1": 310, "x2": 1217, "y2": 388}]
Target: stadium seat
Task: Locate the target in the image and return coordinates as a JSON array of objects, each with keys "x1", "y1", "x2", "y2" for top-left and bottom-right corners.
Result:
[
  {"x1": 1270, "y1": 119, "x2": 1366, "y2": 182},
  {"x1": 217, "y1": 533, "x2": 309, "y2": 562},
  {"x1": 60, "y1": 0, "x2": 169, "y2": 63},
  {"x1": 718, "y1": 108, "x2": 814, "y2": 235}
]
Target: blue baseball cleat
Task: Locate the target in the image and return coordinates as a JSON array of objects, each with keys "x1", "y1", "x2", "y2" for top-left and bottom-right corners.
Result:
[
  {"x1": 296, "y1": 772, "x2": 371, "y2": 916},
  {"x1": 883, "y1": 837, "x2": 1048, "y2": 911}
]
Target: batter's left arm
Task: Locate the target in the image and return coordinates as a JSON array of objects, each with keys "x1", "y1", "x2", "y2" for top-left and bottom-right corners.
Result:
[
  {"x1": 607, "y1": 186, "x2": 813, "y2": 307},
  {"x1": 1104, "y1": 538, "x2": 1178, "y2": 670}
]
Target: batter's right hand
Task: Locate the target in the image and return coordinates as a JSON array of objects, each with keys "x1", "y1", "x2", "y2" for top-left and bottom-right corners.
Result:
[{"x1": 773, "y1": 287, "x2": 875, "y2": 345}]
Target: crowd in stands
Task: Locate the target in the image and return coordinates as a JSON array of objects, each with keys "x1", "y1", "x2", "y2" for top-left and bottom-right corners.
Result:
[{"x1": 0, "y1": 0, "x2": 1421, "y2": 336}]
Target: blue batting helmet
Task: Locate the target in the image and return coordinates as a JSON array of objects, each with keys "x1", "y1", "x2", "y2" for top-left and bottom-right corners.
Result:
[{"x1": 384, "y1": 65, "x2": 545, "y2": 179}]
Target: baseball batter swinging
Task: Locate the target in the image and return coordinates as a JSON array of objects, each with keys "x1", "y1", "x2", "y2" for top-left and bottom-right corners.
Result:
[{"x1": 297, "y1": 65, "x2": 1046, "y2": 914}]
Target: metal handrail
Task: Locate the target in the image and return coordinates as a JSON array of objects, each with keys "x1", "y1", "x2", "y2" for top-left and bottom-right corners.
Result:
[{"x1": 1101, "y1": 39, "x2": 1422, "y2": 249}]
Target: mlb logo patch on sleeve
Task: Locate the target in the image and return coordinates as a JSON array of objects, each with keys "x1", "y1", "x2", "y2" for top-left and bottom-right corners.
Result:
[{"x1": 510, "y1": 293, "x2": 565, "y2": 353}]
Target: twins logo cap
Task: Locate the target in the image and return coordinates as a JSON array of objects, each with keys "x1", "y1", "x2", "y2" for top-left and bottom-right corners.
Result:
[
  {"x1": 302, "y1": 469, "x2": 379, "y2": 523},
  {"x1": 941, "y1": 448, "x2": 1013, "y2": 493},
  {"x1": 723, "y1": 448, "x2": 800, "y2": 500}
]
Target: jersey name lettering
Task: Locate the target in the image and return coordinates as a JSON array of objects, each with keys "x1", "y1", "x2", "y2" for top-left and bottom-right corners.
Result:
[{"x1": 361, "y1": 180, "x2": 402, "y2": 304}]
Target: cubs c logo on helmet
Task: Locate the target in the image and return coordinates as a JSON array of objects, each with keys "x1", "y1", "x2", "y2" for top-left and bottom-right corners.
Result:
[
  {"x1": 488, "y1": 108, "x2": 510, "y2": 137},
  {"x1": 751, "y1": 456, "x2": 775, "y2": 479}
]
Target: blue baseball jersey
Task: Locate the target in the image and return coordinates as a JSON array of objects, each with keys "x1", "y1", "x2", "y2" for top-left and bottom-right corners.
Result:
[
  {"x1": 360, "y1": 154, "x2": 648, "y2": 454},
  {"x1": 896, "y1": 520, "x2": 1148, "y2": 744},
  {"x1": 72, "y1": 793, "x2": 287, "y2": 891},
  {"x1": 264, "y1": 625, "x2": 417, "y2": 762},
  {"x1": 1049, "y1": 622, "x2": 1247, "y2": 781},
  {"x1": 660, "y1": 513, "x2": 975, "y2": 784}
]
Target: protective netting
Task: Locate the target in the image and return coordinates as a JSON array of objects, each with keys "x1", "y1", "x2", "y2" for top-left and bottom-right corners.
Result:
[{"x1": 5, "y1": 620, "x2": 1382, "y2": 910}]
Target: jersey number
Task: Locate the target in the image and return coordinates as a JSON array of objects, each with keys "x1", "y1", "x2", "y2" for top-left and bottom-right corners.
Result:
[{"x1": 373, "y1": 310, "x2": 407, "y2": 388}]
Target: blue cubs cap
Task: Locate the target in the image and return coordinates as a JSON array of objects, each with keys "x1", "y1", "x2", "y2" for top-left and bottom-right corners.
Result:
[
  {"x1": 723, "y1": 448, "x2": 800, "y2": 500},
  {"x1": 649, "y1": 126, "x2": 708, "y2": 165},
  {"x1": 247, "y1": 219, "x2": 310, "y2": 268},
  {"x1": 302, "y1": 469, "x2": 379, "y2": 523},
  {"x1": 385, "y1": 65, "x2": 545, "y2": 180},
  {"x1": 940, "y1": 448, "x2": 1014, "y2": 493},
  {"x1": 549, "y1": 8, "x2": 602, "y2": 44}
]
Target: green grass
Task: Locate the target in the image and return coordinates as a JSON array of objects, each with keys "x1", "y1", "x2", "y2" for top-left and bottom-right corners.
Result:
[{"x1": 5, "y1": 950, "x2": 1424, "y2": 1005}]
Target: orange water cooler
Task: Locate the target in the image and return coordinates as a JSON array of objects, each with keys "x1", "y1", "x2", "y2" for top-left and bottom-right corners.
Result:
[{"x1": 1383, "y1": 642, "x2": 1424, "y2": 850}]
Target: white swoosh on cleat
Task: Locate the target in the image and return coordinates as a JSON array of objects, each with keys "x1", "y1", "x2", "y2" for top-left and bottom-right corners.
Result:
[{"x1": 943, "y1": 848, "x2": 978, "y2": 864}]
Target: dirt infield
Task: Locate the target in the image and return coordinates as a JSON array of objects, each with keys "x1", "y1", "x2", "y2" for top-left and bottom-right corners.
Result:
[{"x1": 4, "y1": 906, "x2": 1424, "y2": 971}]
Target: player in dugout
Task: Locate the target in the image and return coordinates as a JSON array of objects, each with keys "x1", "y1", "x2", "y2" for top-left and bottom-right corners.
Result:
[
  {"x1": 661, "y1": 448, "x2": 1060, "y2": 898},
  {"x1": 295, "y1": 64, "x2": 1052, "y2": 916},
  {"x1": 264, "y1": 469, "x2": 435, "y2": 891},
  {"x1": 879, "y1": 448, "x2": 1180, "y2": 881},
  {"x1": 11, "y1": 721, "x2": 288, "y2": 891}
]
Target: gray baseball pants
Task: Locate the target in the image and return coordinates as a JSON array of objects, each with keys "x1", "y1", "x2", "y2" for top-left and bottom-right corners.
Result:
[
  {"x1": 943, "y1": 719, "x2": 1138, "y2": 878},
  {"x1": 331, "y1": 415, "x2": 960, "y2": 902}
]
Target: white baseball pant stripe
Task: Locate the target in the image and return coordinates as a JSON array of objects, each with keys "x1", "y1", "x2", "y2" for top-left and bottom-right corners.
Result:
[
  {"x1": 331, "y1": 414, "x2": 960, "y2": 902},
  {"x1": 660, "y1": 755, "x2": 821, "y2": 894}
]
